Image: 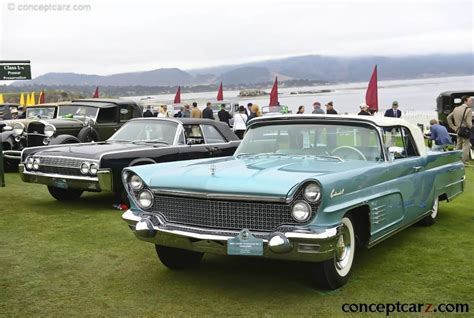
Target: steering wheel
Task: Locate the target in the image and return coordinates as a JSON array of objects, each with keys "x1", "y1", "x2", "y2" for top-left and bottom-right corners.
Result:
[{"x1": 331, "y1": 146, "x2": 367, "y2": 161}]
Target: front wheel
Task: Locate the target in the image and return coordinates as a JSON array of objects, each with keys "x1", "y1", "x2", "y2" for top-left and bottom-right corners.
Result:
[
  {"x1": 155, "y1": 245, "x2": 203, "y2": 270},
  {"x1": 312, "y1": 215, "x2": 356, "y2": 290},
  {"x1": 47, "y1": 186, "x2": 83, "y2": 201}
]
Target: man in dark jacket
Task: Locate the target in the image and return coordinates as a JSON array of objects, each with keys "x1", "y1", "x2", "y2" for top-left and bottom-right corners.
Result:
[
  {"x1": 325, "y1": 101, "x2": 338, "y2": 114},
  {"x1": 202, "y1": 102, "x2": 214, "y2": 120},
  {"x1": 384, "y1": 101, "x2": 402, "y2": 118},
  {"x1": 143, "y1": 106, "x2": 154, "y2": 117},
  {"x1": 218, "y1": 104, "x2": 232, "y2": 126}
]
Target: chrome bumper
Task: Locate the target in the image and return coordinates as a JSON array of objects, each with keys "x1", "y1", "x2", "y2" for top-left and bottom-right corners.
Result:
[
  {"x1": 19, "y1": 164, "x2": 113, "y2": 192},
  {"x1": 3, "y1": 150, "x2": 21, "y2": 161},
  {"x1": 122, "y1": 210, "x2": 342, "y2": 262}
]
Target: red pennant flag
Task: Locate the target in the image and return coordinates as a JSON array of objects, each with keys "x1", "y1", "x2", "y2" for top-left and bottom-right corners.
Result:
[
  {"x1": 93, "y1": 86, "x2": 99, "y2": 98},
  {"x1": 269, "y1": 77, "x2": 279, "y2": 106},
  {"x1": 365, "y1": 65, "x2": 378, "y2": 112},
  {"x1": 38, "y1": 90, "x2": 45, "y2": 104},
  {"x1": 173, "y1": 86, "x2": 181, "y2": 104},
  {"x1": 216, "y1": 82, "x2": 224, "y2": 101}
]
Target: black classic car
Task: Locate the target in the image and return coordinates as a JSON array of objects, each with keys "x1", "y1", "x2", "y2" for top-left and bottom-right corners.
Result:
[
  {"x1": 1, "y1": 98, "x2": 142, "y2": 170},
  {"x1": 19, "y1": 118, "x2": 240, "y2": 201}
]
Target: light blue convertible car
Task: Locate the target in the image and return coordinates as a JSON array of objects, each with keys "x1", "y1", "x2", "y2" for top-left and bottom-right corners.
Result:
[{"x1": 122, "y1": 115, "x2": 465, "y2": 289}]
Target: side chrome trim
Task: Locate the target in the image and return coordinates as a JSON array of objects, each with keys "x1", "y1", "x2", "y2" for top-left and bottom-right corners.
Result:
[
  {"x1": 151, "y1": 188, "x2": 288, "y2": 203},
  {"x1": 368, "y1": 209, "x2": 433, "y2": 248}
]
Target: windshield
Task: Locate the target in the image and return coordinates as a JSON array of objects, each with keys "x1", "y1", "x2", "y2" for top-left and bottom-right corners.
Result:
[
  {"x1": 109, "y1": 120, "x2": 178, "y2": 144},
  {"x1": 236, "y1": 123, "x2": 383, "y2": 162},
  {"x1": 26, "y1": 107, "x2": 56, "y2": 119},
  {"x1": 57, "y1": 105, "x2": 98, "y2": 121}
]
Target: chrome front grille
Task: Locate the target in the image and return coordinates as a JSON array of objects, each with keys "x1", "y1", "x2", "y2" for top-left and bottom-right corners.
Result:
[
  {"x1": 36, "y1": 156, "x2": 85, "y2": 168},
  {"x1": 151, "y1": 194, "x2": 312, "y2": 232},
  {"x1": 31, "y1": 156, "x2": 97, "y2": 177}
]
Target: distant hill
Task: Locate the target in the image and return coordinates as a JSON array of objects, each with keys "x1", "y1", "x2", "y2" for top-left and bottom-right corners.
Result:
[{"x1": 12, "y1": 53, "x2": 474, "y2": 87}]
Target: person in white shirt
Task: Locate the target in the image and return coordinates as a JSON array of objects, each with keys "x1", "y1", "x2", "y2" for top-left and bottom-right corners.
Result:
[{"x1": 232, "y1": 106, "x2": 248, "y2": 139}]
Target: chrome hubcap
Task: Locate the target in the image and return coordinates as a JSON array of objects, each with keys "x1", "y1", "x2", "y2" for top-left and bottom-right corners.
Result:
[
  {"x1": 335, "y1": 225, "x2": 351, "y2": 270},
  {"x1": 431, "y1": 197, "x2": 439, "y2": 218}
]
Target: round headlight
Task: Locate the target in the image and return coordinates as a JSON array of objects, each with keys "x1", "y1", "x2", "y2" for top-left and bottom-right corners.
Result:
[
  {"x1": 130, "y1": 174, "x2": 144, "y2": 191},
  {"x1": 44, "y1": 124, "x2": 56, "y2": 138},
  {"x1": 26, "y1": 157, "x2": 34, "y2": 170},
  {"x1": 32, "y1": 158, "x2": 40, "y2": 170},
  {"x1": 13, "y1": 123, "x2": 25, "y2": 136},
  {"x1": 138, "y1": 190, "x2": 153, "y2": 209},
  {"x1": 89, "y1": 163, "x2": 98, "y2": 175},
  {"x1": 292, "y1": 201, "x2": 312, "y2": 222},
  {"x1": 304, "y1": 183, "x2": 321, "y2": 202},
  {"x1": 80, "y1": 162, "x2": 90, "y2": 175}
]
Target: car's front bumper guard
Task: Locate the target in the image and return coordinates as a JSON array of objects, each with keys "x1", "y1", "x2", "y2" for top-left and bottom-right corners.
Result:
[
  {"x1": 19, "y1": 164, "x2": 113, "y2": 192},
  {"x1": 122, "y1": 209, "x2": 342, "y2": 262},
  {"x1": 3, "y1": 150, "x2": 21, "y2": 161}
]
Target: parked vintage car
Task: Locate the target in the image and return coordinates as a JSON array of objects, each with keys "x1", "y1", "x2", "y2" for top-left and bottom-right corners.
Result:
[
  {"x1": 1, "y1": 98, "x2": 141, "y2": 170},
  {"x1": 436, "y1": 90, "x2": 474, "y2": 145},
  {"x1": 19, "y1": 118, "x2": 240, "y2": 201},
  {"x1": 122, "y1": 115, "x2": 465, "y2": 289}
]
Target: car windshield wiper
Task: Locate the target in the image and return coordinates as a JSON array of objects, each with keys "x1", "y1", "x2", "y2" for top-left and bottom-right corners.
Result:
[
  {"x1": 132, "y1": 140, "x2": 169, "y2": 145},
  {"x1": 235, "y1": 152, "x2": 288, "y2": 158}
]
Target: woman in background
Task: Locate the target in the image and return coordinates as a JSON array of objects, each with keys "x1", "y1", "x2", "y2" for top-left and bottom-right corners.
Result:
[
  {"x1": 297, "y1": 105, "x2": 305, "y2": 114},
  {"x1": 233, "y1": 106, "x2": 248, "y2": 139}
]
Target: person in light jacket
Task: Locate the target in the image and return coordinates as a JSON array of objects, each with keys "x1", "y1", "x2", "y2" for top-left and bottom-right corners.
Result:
[
  {"x1": 233, "y1": 106, "x2": 248, "y2": 139},
  {"x1": 447, "y1": 96, "x2": 472, "y2": 165}
]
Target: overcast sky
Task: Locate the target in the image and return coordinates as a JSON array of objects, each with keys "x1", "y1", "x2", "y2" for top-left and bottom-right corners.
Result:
[{"x1": 1, "y1": 0, "x2": 472, "y2": 77}]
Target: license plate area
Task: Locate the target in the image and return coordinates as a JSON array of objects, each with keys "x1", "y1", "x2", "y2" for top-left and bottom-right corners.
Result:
[
  {"x1": 227, "y1": 229, "x2": 263, "y2": 256},
  {"x1": 52, "y1": 178, "x2": 68, "y2": 189}
]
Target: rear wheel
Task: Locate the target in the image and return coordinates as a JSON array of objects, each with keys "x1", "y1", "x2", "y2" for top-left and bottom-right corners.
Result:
[
  {"x1": 312, "y1": 215, "x2": 356, "y2": 290},
  {"x1": 419, "y1": 197, "x2": 439, "y2": 226},
  {"x1": 155, "y1": 245, "x2": 203, "y2": 270},
  {"x1": 47, "y1": 186, "x2": 83, "y2": 201}
]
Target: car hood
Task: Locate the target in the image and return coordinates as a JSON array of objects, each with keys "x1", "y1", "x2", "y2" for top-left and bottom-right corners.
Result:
[
  {"x1": 33, "y1": 141, "x2": 154, "y2": 160},
  {"x1": 1, "y1": 118, "x2": 37, "y2": 126},
  {"x1": 138, "y1": 156, "x2": 375, "y2": 198},
  {"x1": 42, "y1": 118, "x2": 85, "y2": 129}
]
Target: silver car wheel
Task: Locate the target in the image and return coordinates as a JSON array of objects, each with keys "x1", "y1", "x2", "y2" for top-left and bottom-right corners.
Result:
[
  {"x1": 334, "y1": 216, "x2": 355, "y2": 277},
  {"x1": 431, "y1": 197, "x2": 439, "y2": 219}
]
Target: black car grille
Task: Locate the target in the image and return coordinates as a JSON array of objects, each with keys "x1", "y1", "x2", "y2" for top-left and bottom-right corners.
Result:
[
  {"x1": 27, "y1": 122, "x2": 46, "y2": 147},
  {"x1": 33, "y1": 156, "x2": 96, "y2": 177},
  {"x1": 151, "y1": 194, "x2": 312, "y2": 232},
  {"x1": 37, "y1": 165, "x2": 84, "y2": 176}
]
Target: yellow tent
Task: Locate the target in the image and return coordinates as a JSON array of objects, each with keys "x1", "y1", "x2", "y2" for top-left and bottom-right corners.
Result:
[
  {"x1": 19, "y1": 93, "x2": 25, "y2": 106},
  {"x1": 0, "y1": 94, "x2": 4, "y2": 104},
  {"x1": 26, "y1": 93, "x2": 31, "y2": 106},
  {"x1": 30, "y1": 92, "x2": 36, "y2": 106}
]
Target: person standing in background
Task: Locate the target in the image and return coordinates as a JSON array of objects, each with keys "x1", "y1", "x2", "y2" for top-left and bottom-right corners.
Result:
[
  {"x1": 202, "y1": 102, "x2": 214, "y2": 120},
  {"x1": 247, "y1": 104, "x2": 259, "y2": 122},
  {"x1": 358, "y1": 103, "x2": 371, "y2": 115},
  {"x1": 233, "y1": 106, "x2": 248, "y2": 139},
  {"x1": 191, "y1": 102, "x2": 202, "y2": 118},
  {"x1": 174, "y1": 106, "x2": 184, "y2": 118},
  {"x1": 143, "y1": 106, "x2": 154, "y2": 117},
  {"x1": 246, "y1": 103, "x2": 253, "y2": 116},
  {"x1": 312, "y1": 101, "x2": 324, "y2": 114},
  {"x1": 384, "y1": 101, "x2": 402, "y2": 118},
  {"x1": 447, "y1": 96, "x2": 472, "y2": 165},
  {"x1": 218, "y1": 104, "x2": 232, "y2": 126},
  {"x1": 325, "y1": 101, "x2": 338, "y2": 114},
  {"x1": 182, "y1": 104, "x2": 191, "y2": 118},
  {"x1": 297, "y1": 105, "x2": 305, "y2": 114}
]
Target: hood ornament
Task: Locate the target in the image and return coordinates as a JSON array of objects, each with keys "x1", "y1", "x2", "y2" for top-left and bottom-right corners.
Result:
[{"x1": 210, "y1": 164, "x2": 216, "y2": 176}]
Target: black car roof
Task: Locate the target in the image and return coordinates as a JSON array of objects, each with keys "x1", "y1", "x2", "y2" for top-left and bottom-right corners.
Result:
[
  {"x1": 69, "y1": 98, "x2": 137, "y2": 108},
  {"x1": 438, "y1": 91, "x2": 474, "y2": 97}
]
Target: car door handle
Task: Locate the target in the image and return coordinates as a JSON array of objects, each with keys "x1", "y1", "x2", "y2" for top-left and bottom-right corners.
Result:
[{"x1": 413, "y1": 166, "x2": 423, "y2": 172}]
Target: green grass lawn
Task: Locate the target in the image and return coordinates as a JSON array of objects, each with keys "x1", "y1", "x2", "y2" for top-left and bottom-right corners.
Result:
[{"x1": 1, "y1": 169, "x2": 473, "y2": 317}]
